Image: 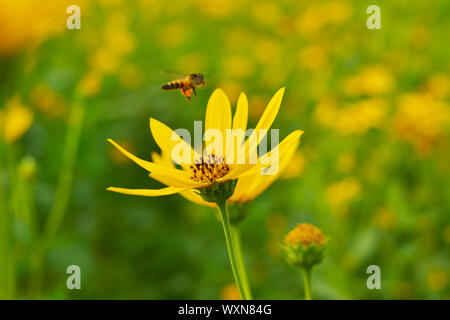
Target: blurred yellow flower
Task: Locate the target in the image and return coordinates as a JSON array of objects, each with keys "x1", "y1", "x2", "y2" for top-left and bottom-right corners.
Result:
[
  {"x1": 325, "y1": 0, "x2": 353, "y2": 24},
  {"x1": 0, "y1": 95, "x2": 34, "y2": 143},
  {"x1": 314, "y1": 98, "x2": 387, "y2": 135},
  {"x1": 0, "y1": 0, "x2": 78, "y2": 56},
  {"x1": 89, "y1": 49, "x2": 121, "y2": 75},
  {"x1": 158, "y1": 23, "x2": 189, "y2": 48},
  {"x1": 196, "y1": 0, "x2": 236, "y2": 18},
  {"x1": 325, "y1": 177, "x2": 361, "y2": 215},
  {"x1": 98, "y1": 0, "x2": 124, "y2": 8},
  {"x1": 295, "y1": 1, "x2": 352, "y2": 38},
  {"x1": 220, "y1": 283, "x2": 241, "y2": 300},
  {"x1": 336, "y1": 152, "x2": 355, "y2": 174},
  {"x1": 105, "y1": 29, "x2": 136, "y2": 58},
  {"x1": 295, "y1": 5, "x2": 326, "y2": 37},
  {"x1": 222, "y1": 56, "x2": 255, "y2": 79},
  {"x1": 78, "y1": 71, "x2": 103, "y2": 97},
  {"x1": 280, "y1": 151, "x2": 306, "y2": 179},
  {"x1": 427, "y1": 269, "x2": 448, "y2": 292},
  {"x1": 424, "y1": 73, "x2": 449, "y2": 99},
  {"x1": 87, "y1": 10, "x2": 135, "y2": 76},
  {"x1": 394, "y1": 93, "x2": 449, "y2": 155},
  {"x1": 253, "y1": 39, "x2": 281, "y2": 66},
  {"x1": 250, "y1": 2, "x2": 282, "y2": 27},
  {"x1": 298, "y1": 45, "x2": 329, "y2": 71},
  {"x1": 31, "y1": 84, "x2": 67, "y2": 117},
  {"x1": 341, "y1": 66, "x2": 394, "y2": 97}
]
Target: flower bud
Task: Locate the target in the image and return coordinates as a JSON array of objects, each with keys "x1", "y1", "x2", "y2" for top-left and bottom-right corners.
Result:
[{"x1": 282, "y1": 223, "x2": 326, "y2": 269}]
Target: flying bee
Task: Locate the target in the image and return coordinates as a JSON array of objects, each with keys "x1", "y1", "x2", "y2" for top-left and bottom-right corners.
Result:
[{"x1": 161, "y1": 73, "x2": 206, "y2": 102}]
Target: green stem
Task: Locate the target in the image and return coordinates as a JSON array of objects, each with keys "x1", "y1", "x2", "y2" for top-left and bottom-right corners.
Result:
[
  {"x1": 216, "y1": 201, "x2": 248, "y2": 300},
  {"x1": 230, "y1": 224, "x2": 252, "y2": 299},
  {"x1": 0, "y1": 140, "x2": 10, "y2": 299},
  {"x1": 44, "y1": 101, "x2": 85, "y2": 246},
  {"x1": 31, "y1": 98, "x2": 85, "y2": 298},
  {"x1": 301, "y1": 267, "x2": 313, "y2": 300}
]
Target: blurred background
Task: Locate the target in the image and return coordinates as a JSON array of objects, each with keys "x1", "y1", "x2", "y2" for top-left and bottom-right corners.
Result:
[{"x1": 0, "y1": 0, "x2": 449, "y2": 299}]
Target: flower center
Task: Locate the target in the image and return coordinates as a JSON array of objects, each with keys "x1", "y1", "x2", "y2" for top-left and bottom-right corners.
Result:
[
  {"x1": 190, "y1": 153, "x2": 230, "y2": 183},
  {"x1": 285, "y1": 223, "x2": 326, "y2": 247}
]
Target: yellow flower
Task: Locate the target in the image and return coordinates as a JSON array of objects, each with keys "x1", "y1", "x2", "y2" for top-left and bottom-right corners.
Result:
[
  {"x1": 314, "y1": 97, "x2": 386, "y2": 135},
  {"x1": 0, "y1": 95, "x2": 34, "y2": 143},
  {"x1": 0, "y1": 1, "x2": 78, "y2": 56},
  {"x1": 77, "y1": 71, "x2": 103, "y2": 97},
  {"x1": 325, "y1": 177, "x2": 361, "y2": 217},
  {"x1": 341, "y1": 65, "x2": 394, "y2": 97},
  {"x1": 394, "y1": 93, "x2": 449, "y2": 155},
  {"x1": 108, "y1": 88, "x2": 303, "y2": 202}
]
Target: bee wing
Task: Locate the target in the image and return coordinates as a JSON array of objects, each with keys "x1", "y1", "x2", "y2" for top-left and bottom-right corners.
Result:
[{"x1": 159, "y1": 70, "x2": 185, "y2": 80}]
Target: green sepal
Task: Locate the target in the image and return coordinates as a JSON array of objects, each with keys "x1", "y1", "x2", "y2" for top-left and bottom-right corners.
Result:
[
  {"x1": 197, "y1": 179, "x2": 237, "y2": 203},
  {"x1": 282, "y1": 242, "x2": 326, "y2": 269}
]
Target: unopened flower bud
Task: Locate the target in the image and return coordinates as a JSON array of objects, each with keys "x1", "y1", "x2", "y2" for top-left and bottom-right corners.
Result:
[{"x1": 282, "y1": 223, "x2": 326, "y2": 269}]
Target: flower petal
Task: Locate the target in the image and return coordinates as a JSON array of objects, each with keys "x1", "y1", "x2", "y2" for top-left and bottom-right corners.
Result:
[
  {"x1": 107, "y1": 186, "x2": 188, "y2": 197},
  {"x1": 150, "y1": 118, "x2": 198, "y2": 168},
  {"x1": 233, "y1": 135, "x2": 300, "y2": 202},
  {"x1": 205, "y1": 89, "x2": 231, "y2": 158},
  {"x1": 152, "y1": 151, "x2": 175, "y2": 168},
  {"x1": 247, "y1": 87, "x2": 285, "y2": 147},
  {"x1": 179, "y1": 190, "x2": 216, "y2": 208},
  {"x1": 222, "y1": 129, "x2": 303, "y2": 181},
  {"x1": 108, "y1": 139, "x2": 200, "y2": 188},
  {"x1": 226, "y1": 92, "x2": 249, "y2": 165},
  {"x1": 233, "y1": 92, "x2": 248, "y2": 132}
]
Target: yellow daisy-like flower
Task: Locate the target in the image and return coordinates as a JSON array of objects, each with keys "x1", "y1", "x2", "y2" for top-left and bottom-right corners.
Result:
[{"x1": 107, "y1": 88, "x2": 303, "y2": 202}]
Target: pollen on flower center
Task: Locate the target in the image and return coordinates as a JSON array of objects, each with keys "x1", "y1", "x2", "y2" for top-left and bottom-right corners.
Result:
[
  {"x1": 285, "y1": 223, "x2": 326, "y2": 247},
  {"x1": 190, "y1": 153, "x2": 230, "y2": 183}
]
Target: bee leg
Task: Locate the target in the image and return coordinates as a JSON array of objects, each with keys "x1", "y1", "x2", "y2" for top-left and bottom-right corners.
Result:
[
  {"x1": 182, "y1": 88, "x2": 192, "y2": 102},
  {"x1": 192, "y1": 87, "x2": 197, "y2": 97}
]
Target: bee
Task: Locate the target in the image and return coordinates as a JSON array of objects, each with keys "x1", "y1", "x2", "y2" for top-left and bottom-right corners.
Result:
[{"x1": 161, "y1": 73, "x2": 206, "y2": 102}]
